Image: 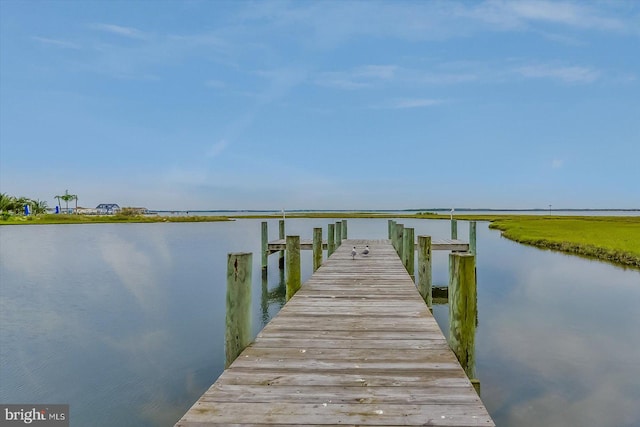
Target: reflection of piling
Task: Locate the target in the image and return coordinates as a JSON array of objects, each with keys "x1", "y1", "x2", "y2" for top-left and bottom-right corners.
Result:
[
  {"x1": 341, "y1": 219, "x2": 348, "y2": 240},
  {"x1": 278, "y1": 220, "x2": 285, "y2": 269},
  {"x1": 327, "y1": 224, "x2": 335, "y2": 256},
  {"x1": 335, "y1": 221, "x2": 342, "y2": 248},
  {"x1": 261, "y1": 222, "x2": 268, "y2": 270},
  {"x1": 469, "y1": 221, "x2": 477, "y2": 256},
  {"x1": 448, "y1": 253, "x2": 477, "y2": 381},
  {"x1": 417, "y1": 236, "x2": 432, "y2": 308},
  {"x1": 451, "y1": 218, "x2": 458, "y2": 240},
  {"x1": 402, "y1": 227, "x2": 415, "y2": 278},
  {"x1": 225, "y1": 252, "x2": 252, "y2": 368},
  {"x1": 285, "y1": 236, "x2": 301, "y2": 301},
  {"x1": 312, "y1": 228, "x2": 322, "y2": 272}
]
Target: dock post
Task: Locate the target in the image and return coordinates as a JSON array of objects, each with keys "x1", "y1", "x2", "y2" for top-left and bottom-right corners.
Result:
[
  {"x1": 313, "y1": 227, "x2": 323, "y2": 272},
  {"x1": 225, "y1": 252, "x2": 252, "y2": 368},
  {"x1": 285, "y1": 236, "x2": 301, "y2": 301},
  {"x1": 261, "y1": 221, "x2": 268, "y2": 270},
  {"x1": 342, "y1": 219, "x2": 348, "y2": 240},
  {"x1": 469, "y1": 221, "x2": 477, "y2": 256},
  {"x1": 417, "y1": 236, "x2": 432, "y2": 308},
  {"x1": 278, "y1": 219, "x2": 285, "y2": 268},
  {"x1": 335, "y1": 221, "x2": 342, "y2": 247},
  {"x1": 448, "y1": 252, "x2": 477, "y2": 380},
  {"x1": 395, "y1": 223, "x2": 404, "y2": 259},
  {"x1": 388, "y1": 220, "x2": 395, "y2": 239},
  {"x1": 451, "y1": 218, "x2": 458, "y2": 240},
  {"x1": 402, "y1": 227, "x2": 415, "y2": 278},
  {"x1": 327, "y1": 224, "x2": 335, "y2": 256}
]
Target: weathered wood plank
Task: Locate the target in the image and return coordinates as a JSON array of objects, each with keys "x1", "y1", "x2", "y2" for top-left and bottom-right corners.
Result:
[{"x1": 176, "y1": 240, "x2": 494, "y2": 427}]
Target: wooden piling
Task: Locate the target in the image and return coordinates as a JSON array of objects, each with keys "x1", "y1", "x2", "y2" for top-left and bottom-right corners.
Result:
[
  {"x1": 312, "y1": 227, "x2": 322, "y2": 272},
  {"x1": 225, "y1": 252, "x2": 252, "y2": 368},
  {"x1": 402, "y1": 227, "x2": 415, "y2": 278},
  {"x1": 451, "y1": 218, "x2": 458, "y2": 240},
  {"x1": 342, "y1": 219, "x2": 348, "y2": 240},
  {"x1": 335, "y1": 221, "x2": 342, "y2": 247},
  {"x1": 417, "y1": 236, "x2": 432, "y2": 308},
  {"x1": 394, "y1": 223, "x2": 404, "y2": 259},
  {"x1": 469, "y1": 221, "x2": 477, "y2": 256},
  {"x1": 285, "y1": 236, "x2": 301, "y2": 301},
  {"x1": 278, "y1": 219, "x2": 285, "y2": 268},
  {"x1": 388, "y1": 220, "x2": 395, "y2": 239},
  {"x1": 448, "y1": 252, "x2": 477, "y2": 379},
  {"x1": 261, "y1": 221, "x2": 268, "y2": 270},
  {"x1": 327, "y1": 224, "x2": 335, "y2": 256}
]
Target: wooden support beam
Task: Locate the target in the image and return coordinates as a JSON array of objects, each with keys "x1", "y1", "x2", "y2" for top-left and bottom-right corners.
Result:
[
  {"x1": 417, "y1": 236, "x2": 432, "y2": 309},
  {"x1": 285, "y1": 236, "x2": 301, "y2": 301},
  {"x1": 312, "y1": 227, "x2": 322, "y2": 272},
  {"x1": 225, "y1": 252, "x2": 252, "y2": 368}
]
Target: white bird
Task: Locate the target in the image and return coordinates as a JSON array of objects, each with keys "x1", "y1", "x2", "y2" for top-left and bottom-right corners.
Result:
[
  {"x1": 361, "y1": 245, "x2": 370, "y2": 256},
  {"x1": 351, "y1": 247, "x2": 357, "y2": 260}
]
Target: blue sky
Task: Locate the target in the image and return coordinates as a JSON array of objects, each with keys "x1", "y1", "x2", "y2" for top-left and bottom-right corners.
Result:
[{"x1": 1, "y1": 0, "x2": 638, "y2": 210}]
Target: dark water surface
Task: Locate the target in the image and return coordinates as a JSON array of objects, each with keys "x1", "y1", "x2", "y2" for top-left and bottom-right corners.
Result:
[{"x1": 1, "y1": 219, "x2": 639, "y2": 426}]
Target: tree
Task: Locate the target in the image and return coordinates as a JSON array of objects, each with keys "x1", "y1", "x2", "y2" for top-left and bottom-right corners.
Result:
[
  {"x1": 30, "y1": 199, "x2": 49, "y2": 214},
  {"x1": 55, "y1": 190, "x2": 78, "y2": 214}
]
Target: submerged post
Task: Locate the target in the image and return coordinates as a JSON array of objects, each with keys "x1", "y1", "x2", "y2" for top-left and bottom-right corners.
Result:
[
  {"x1": 402, "y1": 227, "x2": 415, "y2": 278},
  {"x1": 448, "y1": 252, "x2": 477, "y2": 380},
  {"x1": 285, "y1": 236, "x2": 301, "y2": 301},
  {"x1": 469, "y1": 221, "x2": 477, "y2": 256},
  {"x1": 341, "y1": 219, "x2": 348, "y2": 240},
  {"x1": 225, "y1": 252, "x2": 252, "y2": 368},
  {"x1": 278, "y1": 219, "x2": 285, "y2": 268},
  {"x1": 261, "y1": 221, "x2": 268, "y2": 270},
  {"x1": 335, "y1": 221, "x2": 342, "y2": 247},
  {"x1": 451, "y1": 218, "x2": 458, "y2": 240},
  {"x1": 312, "y1": 227, "x2": 322, "y2": 272},
  {"x1": 417, "y1": 236, "x2": 432, "y2": 308},
  {"x1": 327, "y1": 223, "x2": 335, "y2": 256}
]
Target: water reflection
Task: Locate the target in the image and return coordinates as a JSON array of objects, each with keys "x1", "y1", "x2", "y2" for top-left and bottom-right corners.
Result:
[{"x1": 1, "y1": 219, "x2": 639, "y2": 427}]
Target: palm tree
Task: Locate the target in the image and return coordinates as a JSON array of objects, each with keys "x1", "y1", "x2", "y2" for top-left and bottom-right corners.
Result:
[
  {"x1": 30, "y1": 199, "x2": 49, "y2": 214},
  {"x1": 55, "y1": 190, "x2": 77, "y2": 214},
  {"x1": 0, "y1": 193, "x2": 15, "y2": 213}
]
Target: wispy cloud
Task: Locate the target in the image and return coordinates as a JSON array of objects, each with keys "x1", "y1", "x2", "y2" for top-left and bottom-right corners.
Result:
[
  {"x1": 374, "y1": 98, "x2": 445, "y2": 110},
  {"x1": 552, "y1": 158, "x2": 564, "y2": 169},
  {"x1": 88, "y1": 23, "x2": 149, "y2": 40},
  {"x1": 32, "y1": 36, "x2": 80, "y2": 49},
  {"x1": 206, "y1": 139, "x2": 229, "y2": 158},
  {"x1": 315, "y1": 64, "x2": 397, "y2": 90},
  {"x1": 516, "y1": 64, "x2": 600, "y2": 83}
]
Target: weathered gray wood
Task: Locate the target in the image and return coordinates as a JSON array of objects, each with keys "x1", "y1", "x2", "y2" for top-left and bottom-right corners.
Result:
[
  {"x1": 267, "y1": 238, "x2": 468, "y2": 252},
  {"x1": 402, "y1": 227, "x2": 415, "y2": 278},
  {"x1": 388, "y1": 219, "x2": 394, "y2": 239},
  {"x1": 178, "y1": 241, "x2": 494, "y2": 427},
  {"x1": 448, "y1": 253, "x2": 477, "y2": 380},
  {"x1": 261, "y1": 221, "x2": 268, "y2": 270},
  {"x1": 394, "y1": 223, "x2": 404, "y2": 260},
  {"x1": 451, "y1": 218, "x2": 458, "y2": 240},
  {"x1": 418, "y1": 235, "x2": 433, "y2": 308},
  {"x1": 327, "y1": 224, "x2": 335, "y2": 256},
  {"x1": 335, "y1": 221, "x2": 342, "y2": 248},
  {"x1": 312, "y1": 227, "x2": 322, "y2": 272},
  {"x1": 469, "y1": 221, "x2": 477, "y2": 256},
  {"x1": 285, "y1": 236, "x2": 301, "y2": 301},
  {"x1": 278, "y1": 219, "x2": 285, "y2": 268},
  {"x1": 225, "y1": 252, "x2": 252, "y2": 368},
  {"x1": 341, "y1": 219, "x2": 348, "y2": 240}
]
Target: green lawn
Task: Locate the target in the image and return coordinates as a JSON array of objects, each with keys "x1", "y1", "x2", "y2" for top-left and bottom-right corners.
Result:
[
  {"x1": 0, "y1": 213, "x2": 231, "y2": 225},
  {"x1": 488, "y1": 216, "x2": 640, "y2": 269}
]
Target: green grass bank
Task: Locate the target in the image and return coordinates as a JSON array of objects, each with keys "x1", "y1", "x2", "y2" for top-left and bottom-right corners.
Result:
[{"x1": 0, "y1": 213, "x2": 231, "y2": 225}]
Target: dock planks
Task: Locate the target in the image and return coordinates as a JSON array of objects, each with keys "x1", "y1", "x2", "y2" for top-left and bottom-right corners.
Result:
[{"x1": 176, "y1": 239, "x2": 494, "y2": 426}]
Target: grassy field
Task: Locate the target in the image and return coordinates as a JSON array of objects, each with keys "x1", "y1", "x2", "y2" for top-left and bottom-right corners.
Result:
[
  {"x1": 488, "y1": 216, "x2": 640, "y2": 269},
  {"x1": 0, "y1": 213, "x2": 231, "y2": 225}
]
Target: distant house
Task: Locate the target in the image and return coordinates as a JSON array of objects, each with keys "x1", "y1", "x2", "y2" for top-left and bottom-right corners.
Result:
[
  {"x1": 75, "y1": 207, "x2": 97, "y2": 215},
  {"x1": 96, "y1": 203, "x2": 121, "y2": 215}
]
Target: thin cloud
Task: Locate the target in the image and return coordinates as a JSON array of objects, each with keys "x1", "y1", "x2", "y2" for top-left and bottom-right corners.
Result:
[
  {"x1": 315, "y1": 64, "x2": 397, "y2": 90},
  {"x1": 31, "y1": 36, "x2": 80, "y2": 49},
  {"x1": 552, "y1": 159, "x2": 564, "y2": 169},
  {"x1": 206, "y1": 139, "x2": 229, "y2": 158},
  {"x1": 516, "y1": 64, "x2": 600, "y2": 84},
  {"x1": 88, "y1": 23, "x2": 149, "y2": 40},
  {"x1": 375, "y1": 98, "x2": 445, "y2": 110}
]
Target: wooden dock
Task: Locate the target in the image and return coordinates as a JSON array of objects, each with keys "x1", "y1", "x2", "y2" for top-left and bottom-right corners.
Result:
[
  {"x1": 176, "y1": 239, "x2": 494, "y2": 426},
  {"x1": 267, "y1": 238, "x2": 469, "y2": 253}
]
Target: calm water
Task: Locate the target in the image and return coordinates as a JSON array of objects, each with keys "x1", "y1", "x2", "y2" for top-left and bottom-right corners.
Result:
[{"x1": 1, "y1": 219, "x2": 639, "y2": 426}]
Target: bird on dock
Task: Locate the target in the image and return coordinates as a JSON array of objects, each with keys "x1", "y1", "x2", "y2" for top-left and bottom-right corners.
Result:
[
  {"x1": 351, "y1": 247, "x2": 357, "y2": 260},
  {"x1": 361, "y1": 245, "x2": 370, "y2": 256}
]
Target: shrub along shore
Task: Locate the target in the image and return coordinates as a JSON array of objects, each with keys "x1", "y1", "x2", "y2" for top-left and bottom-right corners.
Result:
[{"x1": 2, "y1": 212, "x2": 638, "y2": 270}]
